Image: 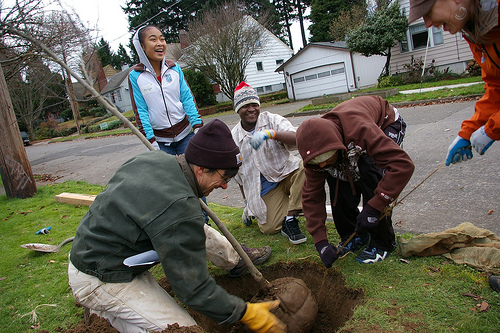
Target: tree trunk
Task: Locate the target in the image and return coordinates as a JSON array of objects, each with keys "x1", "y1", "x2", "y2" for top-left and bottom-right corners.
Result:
[
  {"x1": 296, "y1": 0, "x2": 307, "y2": 48},
  {"x1": 65, "y1": 70, "x2": 81, "y2": 135},
  {"x1": 384, "y1": 48, "x2": 392, "y2": 77},
  {"x1": 0, "y1": 65, "x2": 37, "y2": 198},
  {"x1": 283, "y1": 2, "x2": 294, "y2": 51}
]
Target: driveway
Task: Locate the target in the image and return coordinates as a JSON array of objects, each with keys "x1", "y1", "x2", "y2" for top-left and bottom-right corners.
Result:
[{"x1": 16, "y1": 99, "x2": 500, "y2": 236}]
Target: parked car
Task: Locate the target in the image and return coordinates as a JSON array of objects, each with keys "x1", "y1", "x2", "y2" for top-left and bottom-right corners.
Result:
[{"x1": 20, "y1": 131, "x2": 30, "y2": 146}]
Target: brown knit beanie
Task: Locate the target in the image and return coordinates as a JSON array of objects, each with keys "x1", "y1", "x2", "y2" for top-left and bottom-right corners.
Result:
[
  {"x1": 233, "y1": 81, "x2": 260, "y2": 113},
  {"x1": 185, "y1": 119, "x2": 242, "y2": 169}
]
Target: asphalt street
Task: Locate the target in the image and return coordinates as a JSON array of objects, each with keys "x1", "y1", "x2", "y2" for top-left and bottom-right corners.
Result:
[{"x1": 20, "y1": 99, "x2": 500, "y2": 236}]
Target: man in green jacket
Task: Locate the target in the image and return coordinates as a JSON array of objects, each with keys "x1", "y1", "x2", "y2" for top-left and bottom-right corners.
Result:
[{"x1": 68, "y1": 119, "x2": 285, "y2": 332}]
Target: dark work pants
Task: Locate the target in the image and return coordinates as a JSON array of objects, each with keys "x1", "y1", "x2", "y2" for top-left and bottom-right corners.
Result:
[
  {"x1": 327, "y1": 156, "x2": 395, "y2": 252},
  {"x1": 326, "y1": 114, "x2": 406, "y2": 252}
]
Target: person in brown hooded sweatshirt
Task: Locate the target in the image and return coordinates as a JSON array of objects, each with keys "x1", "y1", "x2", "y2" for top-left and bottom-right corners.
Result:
[{"x1": 296, "y1": 96, "x2": 415, "y2": 265}]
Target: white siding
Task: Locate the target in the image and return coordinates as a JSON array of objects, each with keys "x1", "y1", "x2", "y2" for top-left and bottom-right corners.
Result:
[
  {"x1": 280, "y1": 46, "x2": 355, "y2": 100},
  {"x1": 352, "y1": 53, "x2": 386, "y2": 89},
  {"x1": 105, "y1": 84, "x2": 132, "y2": 113},
  {"x1": 392, "y1": 0, "x2": 473, "y2": 75},
  {"x1": 244, "y1": 27, "x2": 293, "y2": 93}
]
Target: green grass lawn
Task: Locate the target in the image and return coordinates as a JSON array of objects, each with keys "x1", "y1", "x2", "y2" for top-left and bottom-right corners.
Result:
[
  {"x1": 299, "y1": 77, "x2": 485, "y2": 113},
  {"x1": 1, "y1": 181, "x2": 498, "y2": 332}
]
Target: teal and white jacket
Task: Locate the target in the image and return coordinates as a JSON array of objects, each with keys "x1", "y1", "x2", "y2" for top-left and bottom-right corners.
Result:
[{"x1": 128, "y1": 30, "x2": 202, "y2": 144}]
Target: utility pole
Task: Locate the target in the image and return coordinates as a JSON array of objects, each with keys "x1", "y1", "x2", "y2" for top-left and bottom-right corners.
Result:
[{"x1": 0, "y1": 64, "x2": 37, "y2": 198}]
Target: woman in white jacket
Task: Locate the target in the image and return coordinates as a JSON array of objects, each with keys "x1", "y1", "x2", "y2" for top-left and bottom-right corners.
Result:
[{"x1": 129, "y1": 25, "x2": 203, "y2": 154}]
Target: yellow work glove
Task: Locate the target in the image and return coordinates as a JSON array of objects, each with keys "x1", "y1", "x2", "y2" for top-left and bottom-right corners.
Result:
[{"x1": 240, "y1": 300, "x2": 286, "y2": 333}]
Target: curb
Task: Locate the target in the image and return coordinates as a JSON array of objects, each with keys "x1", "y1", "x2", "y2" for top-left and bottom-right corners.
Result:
[{"x1": 283, "y1": 94, "x2": 483, "y2": 118}]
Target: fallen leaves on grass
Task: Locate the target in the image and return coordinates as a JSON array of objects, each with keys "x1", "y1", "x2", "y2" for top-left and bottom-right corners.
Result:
[
  {"x1": 477, "y1": 301, "x2": 490, "y2": 312},
  {"x1": 462, "y1": 292, "x2": 483, "y2": 300}
]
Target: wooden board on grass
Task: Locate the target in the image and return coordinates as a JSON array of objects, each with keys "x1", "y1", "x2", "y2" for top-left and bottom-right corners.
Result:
[{"x1": 55, "y1": 192, "x2": 96, "y2": 206}]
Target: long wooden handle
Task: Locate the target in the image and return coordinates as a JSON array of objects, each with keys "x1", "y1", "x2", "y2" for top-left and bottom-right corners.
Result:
[{"x1": 199, "y1": 199, "x2": 269, "y2": 287}]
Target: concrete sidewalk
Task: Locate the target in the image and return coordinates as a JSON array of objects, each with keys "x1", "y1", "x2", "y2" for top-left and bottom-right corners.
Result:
[{"x1": 399, "y1": 81, "x2": 483, "y2": 94}]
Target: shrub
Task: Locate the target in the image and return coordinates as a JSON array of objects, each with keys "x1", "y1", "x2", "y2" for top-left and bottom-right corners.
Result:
[
  {"x1": 60, "y1": 108, "x2": 74, "y2": 121},
  {"x1": 87, "y1": 98, "x2": 99, "y2": 108},
  {"x1": 377, "y1": 75, "x2": 405, "y2": 88},
  {"x1": 106, "y1": 119, "x2": 123, "y2": 130},
  {"x1": 183, "y1": 69, "x2": 217, "y2": 107},
  {"x1": 79, "y1": 107, "x2": 90, "y2": 117},
  {"x1": 88, "y1": 106, "x2": 107, "y2": 117}
]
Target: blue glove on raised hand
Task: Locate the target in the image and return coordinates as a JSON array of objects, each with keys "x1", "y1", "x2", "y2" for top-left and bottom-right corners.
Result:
[
  {"x1": 249, "y1": 129, "x2": 276, "y2": 150},
  {"x1": 355, "y1": 204, "x2": 380, "y2": 233},
  {"x1": 315, "y1": 240, "x2": 338, "y2": 268},
  {"x1": 445, "y1": 136, "x2": 473, "y2": 166},
  {"x1": 470, "y1": 125, "x2": 494, "y2": 155},
  {"x1": 242, "y1": 201, "x2": 253, "y2": 226}
]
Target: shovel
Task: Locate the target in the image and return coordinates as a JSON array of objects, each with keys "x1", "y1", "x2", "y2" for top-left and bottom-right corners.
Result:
[{"x1": 20, "y1": 237, "x2": 74, "y2": 253}]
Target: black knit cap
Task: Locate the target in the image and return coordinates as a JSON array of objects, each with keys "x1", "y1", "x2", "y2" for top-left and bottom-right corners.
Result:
[{"x1": 185, "y1": 119, "x2": 242, "y2": 169}]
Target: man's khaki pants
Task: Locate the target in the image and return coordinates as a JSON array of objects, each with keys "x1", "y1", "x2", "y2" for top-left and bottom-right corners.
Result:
[
  {"x1": 68, "y1": 224, "x2": 239, "y2": 332},
  {"x1": 260, "y1": 162, "x2": 305, "y2": 234}
]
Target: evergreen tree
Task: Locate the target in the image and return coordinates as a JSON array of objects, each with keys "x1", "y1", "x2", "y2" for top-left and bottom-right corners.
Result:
[
  {"x1": 346, "y1": 1, "x2": 408, "y2": 77},
  {"x1": 309, "y1": 0, "x2": 364, "y2": 42},
  {"x1": 96, "y1": 38, "x2": 114, "y2": 67},
  {"x1": 111, "y1": 44, "x2": 133, "y2": 70},
  {"x1": 123, "y1": 0, "x2": 204, "y2": 43}
]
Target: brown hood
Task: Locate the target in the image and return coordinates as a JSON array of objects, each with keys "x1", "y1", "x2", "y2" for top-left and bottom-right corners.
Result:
[{"x1": 297, "y1": 117, "x2": 346, "y2": 166}]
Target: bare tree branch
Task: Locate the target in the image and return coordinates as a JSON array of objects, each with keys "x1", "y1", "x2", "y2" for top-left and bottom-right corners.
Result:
[{"x1": 182, "y1": 1, "x2": 271, "y2": 100}]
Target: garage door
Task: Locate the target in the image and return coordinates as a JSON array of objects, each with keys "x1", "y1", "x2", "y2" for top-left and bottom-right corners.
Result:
[{"x1": 291, "y1": 63, "x2": 348, "y2": 100}]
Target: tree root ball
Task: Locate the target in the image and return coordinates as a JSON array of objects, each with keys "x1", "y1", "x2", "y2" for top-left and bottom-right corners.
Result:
[{"x1": 265, "y1": 277, "x2": 318, "y2": 333}]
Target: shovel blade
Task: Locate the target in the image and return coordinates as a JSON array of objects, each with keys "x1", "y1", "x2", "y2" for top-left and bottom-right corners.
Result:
[{"x1": 20, "y1": 243, "x2": 59, "y2": 253}]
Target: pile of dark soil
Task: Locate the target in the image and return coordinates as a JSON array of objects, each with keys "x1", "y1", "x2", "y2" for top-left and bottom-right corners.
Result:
[{"x1": 63, "y1": 261, "x2": 364, "y2": 332}]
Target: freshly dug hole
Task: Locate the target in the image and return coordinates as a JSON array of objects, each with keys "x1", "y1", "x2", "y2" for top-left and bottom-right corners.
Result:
[{"x1": 65, "y1": 261, "x2": 364, "y2": 333}]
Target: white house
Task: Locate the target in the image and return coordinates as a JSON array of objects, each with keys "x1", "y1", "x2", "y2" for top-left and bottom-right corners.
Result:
[
  {"x1": 391, "y1": 0, "x2": 473, "y2": 75},
  {"x1": 100, "y1": 67, "x2": 132, "y2": 113},
  {"x1": 275, "y1": 41, "x2": 387, "y2": 100},
  {"x1": 241, "y1": 17, "x2": 294, "y2": 97}
]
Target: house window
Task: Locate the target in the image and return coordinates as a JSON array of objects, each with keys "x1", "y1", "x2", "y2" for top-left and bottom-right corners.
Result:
[
  {"x1": 432, "y1": 27, "x2": 444, "y2": 45},
  {"x1": 293, "y1": 77, "x2": 305, "y2": 83},
  {"x1": 256, "y1": 87, "x2": 264, "y2": 93},
  {"x1": 318, "y1": 71, "x2": 330, "y2": 78},
  {"x1": 410, "y1": 24, "x2": 428, "y2": 50},
  {"x1": 276, "y1": 59, "x2": 284, "y2": 65},
  {"x1": 305, "y1": 74, "x2": 317, "y2": 81},
  {"x1": 400, "y1": 23, "x2": 444, "y2": 52},
  {"x1": 265, "y1": 85, "x2": 272, "y2": 91},
  {"x1": 256, "y1": 62, "x2": 264, "y2": 71},
  {"x1": 331, "y1": 68, "x2": 345, "y2": 75}
]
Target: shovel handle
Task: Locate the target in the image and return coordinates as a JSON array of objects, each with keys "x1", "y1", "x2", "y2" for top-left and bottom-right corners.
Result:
[{"x1": 199, "y1": 199, "x2": 268, "y2": 287}]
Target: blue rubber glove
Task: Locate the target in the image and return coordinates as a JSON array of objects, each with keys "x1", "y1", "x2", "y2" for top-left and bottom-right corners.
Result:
[
  {"x1": 242, "y1": 200, "x2": 253, "y2": 226},
  {"x1": 36, "y1": 226, "x2": 52, "y2": 235},
  {"x1": 249, "y1": 129, "x2": 276, "y2": 150},
  {"x1": 315, "y1": 240, "x2": 338, "y2": 268},
  {"x1": 355, "y1": 204, "x2": 380, "y2": 233},
  {"x1": 445, "y1": 136, "x2": 473, "y2": 166},
  {"x1": 470, "y1": 126, "x2": 494, "y2": 155},
  {"x1": 151, "y1": 141, "x2": 160, "y2": 151}
]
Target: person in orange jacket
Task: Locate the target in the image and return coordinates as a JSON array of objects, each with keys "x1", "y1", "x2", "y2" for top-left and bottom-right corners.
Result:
[
  {"x1": 409, "y1": 0, "x2": 500, "y2": 165},
  {"x1": 409, "y1": 0, "x2": 500, "y2": 293}
]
